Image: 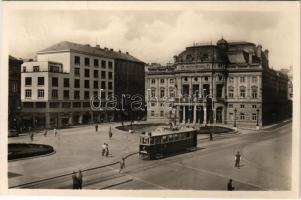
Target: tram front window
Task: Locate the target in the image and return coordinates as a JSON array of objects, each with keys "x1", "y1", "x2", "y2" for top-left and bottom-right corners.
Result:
[
  {"x1": 155, "y1": 137, "x2": 161, "y2": 144},
  {"x1": 162, "y1": 136, "x2": 167, "y2": 143},
  {"x1": 168, "y1": 134, "x2": 174, "y2": 142},
  {"x1": 141, "y1": 137, "x2": 149, "y2": 144},
  {"x1": 150, "y1": 137, "x2": 154, "y2": 145},
  {"x1": 174, "y1": 134, "x2": 179, "y2": 141}
]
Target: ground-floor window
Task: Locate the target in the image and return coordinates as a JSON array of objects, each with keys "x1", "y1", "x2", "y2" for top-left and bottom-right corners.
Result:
[
  {"x1": 252, "y1": 113, "x2": 257, "y2": 120},
  {"x1": 229, "y1": 113, "x2": 233, "y2": 120},
  {"x1": 23, "y1": 102, "x2": 34, "y2": 108},
  {"x1": 50, "y1": 102, "x2": 59, "y2": 108},
  {"x1": 240, "y1": 113, "x2": 245, "y2": 120},
  {"x1": 73, "y1": 102, "x2": 81, "y2": 108},
  {"x1": 151, "y1": 111, "x2": 155, "y2": 116},
  {"x1": 36, "y1": 102, "x2": 46, "y2": 108}
]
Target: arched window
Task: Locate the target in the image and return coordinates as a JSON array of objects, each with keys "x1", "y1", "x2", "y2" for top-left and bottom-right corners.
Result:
[
  {"x1": 151, "y1": 87, "x2": 156, "y2": 98},
  {"x1": 160, "y1": 88, "x2": 165, "y2": 98},
  {"x1": 251, "y1": 86, "x2": 258, "y2": 99},
  {"x1": 169, "y1": 87, "x2": 175, "y2": 97},
  {"x1": 228, "y1": 86, "x2": 234, "y2": 98},
  {"x1": 240, "y1": 86, "x2": 246, "y2": 98}
]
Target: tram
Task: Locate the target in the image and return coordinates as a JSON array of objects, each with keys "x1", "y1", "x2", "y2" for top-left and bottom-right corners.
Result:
[{"x1": 139, "y1": 126, "x2": 197, "y2": 160}]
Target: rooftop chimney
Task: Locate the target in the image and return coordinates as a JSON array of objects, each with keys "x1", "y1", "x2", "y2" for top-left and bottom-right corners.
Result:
[
  {"x1": 104, "y1": 47, "x2": 108, "y2": 50},
  {"x1": 96, "y1": 45, "x2": 100, "y2": 48},
  {"x1": 256, "y1": 45, "x2": 262, "y2": 58}
]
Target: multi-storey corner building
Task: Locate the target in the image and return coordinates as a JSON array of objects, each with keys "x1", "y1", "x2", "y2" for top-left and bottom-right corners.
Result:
[
  {"x1": 21, "y1": 41, "x2": 144, "y2": 129},
  {"x1": 145, "y1": 38, "x2": 291, "y2": 127},
  {"x1": 8, "y1": 56, "x2": 23, "y2": 130},
  {"x1": 101, "y1": 49, "x2": 145, "y2": 122},
  {"x1": 280, "y1": 66, "x2": 293, "y2": 100}
]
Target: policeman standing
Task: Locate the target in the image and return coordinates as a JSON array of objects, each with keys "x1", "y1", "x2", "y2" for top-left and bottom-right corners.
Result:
[{"x1": 235, "y1": 151, "x2": 241, "y2": 169}]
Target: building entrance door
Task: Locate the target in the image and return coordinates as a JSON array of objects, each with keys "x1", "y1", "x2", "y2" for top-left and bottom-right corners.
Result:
[{"x1": 216, "y1": 107, "x2": 223, "y2": 123}]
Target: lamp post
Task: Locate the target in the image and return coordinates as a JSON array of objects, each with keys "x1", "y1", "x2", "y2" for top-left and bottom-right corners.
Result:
[
  {"x1": 256, "y1": 108, "x2": 259, "y2": 126},
  {"x1": 174, "y1": 84, "x2": 178, "y2": 126},
  {"x1": 146, "y1": 88, "x2": 151, "y2": 121},
  {"x1": 193, "y1": 90, "x2": 198, "y2": 125},
  {"x1": 202, "y1": 89, "x2": 209, "y2": 126},
  {"x1": 234, "y1": 108, "x2": 237, "y2": 128},
  {"x1": 256, "y1": 108, "x2": 259, "y2": 129},
  {"x1": 147, "y1": 88, "x2": 151, "y2": 107},
  {"x1": 211, "y1": 97, "x2": 215, "y2": 124},
  {"x1": 210, "y1": 97, "x2": 215, "y2": 141}
]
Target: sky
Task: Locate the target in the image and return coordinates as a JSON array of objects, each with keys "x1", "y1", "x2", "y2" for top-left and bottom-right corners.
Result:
[{"x1": 6, "y1": 4, "x2": 299, "y2": 70}]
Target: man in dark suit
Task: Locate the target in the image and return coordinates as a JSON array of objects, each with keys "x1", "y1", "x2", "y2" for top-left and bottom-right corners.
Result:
[{"x1": 227, "y1": 179, "x2": 235, "y2": 191}]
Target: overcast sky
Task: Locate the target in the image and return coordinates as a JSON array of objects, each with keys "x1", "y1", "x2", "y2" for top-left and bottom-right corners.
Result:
[{"x1": 6, "y1": 5, "x2": 299, "y2": 70}]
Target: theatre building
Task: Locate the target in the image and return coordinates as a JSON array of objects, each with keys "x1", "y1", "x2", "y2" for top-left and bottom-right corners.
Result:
[{"x1": 145, "y1": 38, "x2": 291, "y2": 127}]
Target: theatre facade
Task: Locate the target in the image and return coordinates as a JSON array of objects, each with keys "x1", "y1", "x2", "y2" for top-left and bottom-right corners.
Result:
[{"x1": 145, "y1": 38, "x2": 292, "y2": 127}]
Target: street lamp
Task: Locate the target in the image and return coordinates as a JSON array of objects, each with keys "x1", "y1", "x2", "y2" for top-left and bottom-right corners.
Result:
[
  {"x1": 202, "y1": 89, "x2": 209, "y2": 126},
  {"x1": 173, "y1": 84, "x2": 178, "y2": 126},
  {"x1": 147, "y1": 88, "x2": 151, "y2": 109},
  {"x1": 211, "y1": 97, "x2": 215, "y2": 124},
  {"x1": 234, "y1": 108, "x2": 237, "y2": 128},
  {"x1": 210, "y1": 97, "x2": 215, "y2": 141},
  {"x1": 256, "y1": 108, "x2": 259, "y2": 127},
  {"x1": 193, "y1": 90, "x2": 198, "y2": 125}
]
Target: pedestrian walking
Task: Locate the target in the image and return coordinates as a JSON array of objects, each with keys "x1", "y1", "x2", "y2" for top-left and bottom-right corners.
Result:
[
  {"x1": 54, "y1": 128, "x2": 57, "y2": 136},
  {"x1": 119, "y1": 157, "x2": 126, "y2": 173},
  {"x1": 105, "y1": 143, "x2": 109, "y2": 157},
  {"x1": 235, "y1": 151, "x2": 241, "y2": 168},
  {"x1": 72, "y1": 171, "x2": 79, "y2": 189},
  {"x1": 44, "y1": 129, "x2": 48, "y2": 137},
  {"x1": 77, "y1": 170, "x2": 83, "y2": 189},
  {"x1": 95, "y1": 124, "x2": 98, "y2": 132},
  {"x1": 109, "y1": 126, "x2": 113, "y2": 139},
  {"x1": 101, "y1": 143, "x2": 106, "y2": 156},
  {"x1": 227, "y1": 179, "x2": 235, "y2": 191},
  {"x1": 30, "y1": 132, "x2": 34, "y2": 141},
  {"x1": 209, "y1": 132, "x2": 213, "y2": 141}
]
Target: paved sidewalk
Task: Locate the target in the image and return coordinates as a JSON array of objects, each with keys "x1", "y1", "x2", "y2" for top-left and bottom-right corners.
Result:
[{"x1": 8, "y1": 123, "x2": 141, "y2": 187}]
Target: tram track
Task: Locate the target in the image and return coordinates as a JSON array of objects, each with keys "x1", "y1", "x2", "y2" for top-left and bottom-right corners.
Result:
[
  {"x1": 9, "y1": 122, "x2": 291, "y2": 190},
  {"x1": 110, "y1": 122, "x2": 291, "y2": 189}
]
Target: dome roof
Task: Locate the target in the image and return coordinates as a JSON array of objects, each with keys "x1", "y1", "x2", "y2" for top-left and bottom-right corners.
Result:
[{"x1": 217, "y1": 37, "x2": 228, "y2": 45}]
